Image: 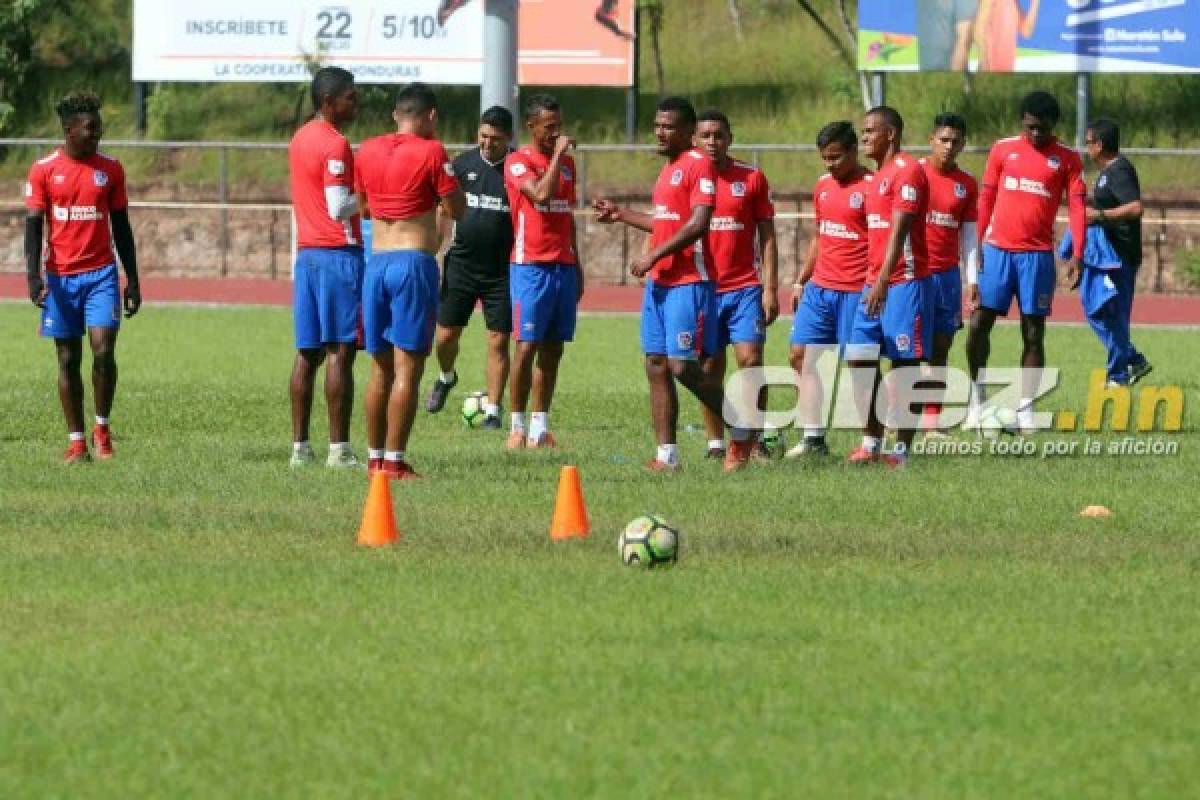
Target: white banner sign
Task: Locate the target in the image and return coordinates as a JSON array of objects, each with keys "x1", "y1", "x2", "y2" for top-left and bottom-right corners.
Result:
[{"x1": 133, "y1": 0, "x2": 485, "y2": 84}]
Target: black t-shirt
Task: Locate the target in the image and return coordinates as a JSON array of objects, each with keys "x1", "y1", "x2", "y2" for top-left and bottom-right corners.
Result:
[
  {"x1": 1092, "y1": 156, "x2": 1142, "y2": 267},
  {"x1": 446, "y1": 148, "x2": 513, "y2": 276}
]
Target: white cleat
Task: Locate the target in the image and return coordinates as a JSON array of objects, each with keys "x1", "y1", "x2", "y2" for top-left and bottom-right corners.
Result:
[
  {"x1": 290, "y1": 443, "x2": 316, "y2": 468},
  {"x1": 326, "y1": 449, "x2": 363, "y2": 469}
]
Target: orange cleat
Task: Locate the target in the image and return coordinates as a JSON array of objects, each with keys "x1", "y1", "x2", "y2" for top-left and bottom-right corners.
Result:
[
  {"x1": 92, "y1": 424, "x2": 114, "y2": 460},
  {"x1": 505, "y1": 431, "x2": 527, "y2": 450},
  {"x1": 527, "y1": 432, "x2": 558, "y2": 449},
  {"x1": 846, "y1": 446, "x2": 880, "y2": 465},
  {"x1": 366, "y1": 457, "x2": 385, "y2": 476},
  {"x1": 722, "y1": 438, "x2": 755, "y2": 473},
  {"x1": 646, "y1": 459, "x2": 680, "y2": 473},
  {"x1": 383, "y1": 460, "x2": 421, "y2": 481},
  {"x1": 63, "y1": 439, "x2": 91, "y2": 465}
]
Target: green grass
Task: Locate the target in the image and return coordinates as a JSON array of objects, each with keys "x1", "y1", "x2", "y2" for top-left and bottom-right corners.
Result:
[{"x1": 2, "y1": 304, "x2": 1199, "y2": 797}]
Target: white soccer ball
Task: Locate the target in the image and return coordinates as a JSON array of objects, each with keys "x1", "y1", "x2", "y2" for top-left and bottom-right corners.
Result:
[
  {"x1": 976, "y1": 405, "x2": 1017, "y2": 438},
  {"x1": 460, "y1": 391, "x2": 488, "y2": 428},
  {"x1": 619, "y1": 515, "x2": 680, "y2": 568}
]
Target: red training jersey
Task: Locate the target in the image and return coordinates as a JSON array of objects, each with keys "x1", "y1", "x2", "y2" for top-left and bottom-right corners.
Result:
[
  {"x1": 650, "y1": 149, "x2": 717, "y2": 287},
  {"x1": 920, "y1": 158, "x2": 978, "y2": 273},
  {"x1": 289, "y1": 118, "x2": 361, "y2": 248},
  {"x1": 865, "y1": 152, "x2": 929, "y2": 286},
  {"x1": 811, "y1": 170, "x2": 873, "y2": 292},
  {"x1": 355, "y1": 133, "x2": 458, "y2": 221},
  {"x1": 707, "y1": 159, "x2": 774, "y2": 292},
  {"x1": 504, "y1": 146, "x2": 577, "y2": 264},
  {"x1": 978, "y1": 135, "x2": 1086, "y2": 258},
  {"x1": 25, "y1": 149, "x2": 128, "y2": 276}
]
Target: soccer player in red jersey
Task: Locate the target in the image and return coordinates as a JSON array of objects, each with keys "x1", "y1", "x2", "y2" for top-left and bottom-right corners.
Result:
[
  {"x1": 25, "y1": 91, "x2": 140, "y2": 464},
  {"x1": 355, "y1": 84, "x2": 465, "y2": 479},
  {"x1": 919, "y1": 113, "x2": 978, "y2": 435},
  {"x1": 786, "y1": 120, "x2": 874, "y2": 457},
  {"x1": 845, "y1": 106, "x2": 932, "y2": 467},
  {"x1": 594, "y1": 97, "x2": 756, "y2": 473},
  {"x1": 966, "y1": 91, "x2": 1085, "y2": 433},
  {"x1": 503, "y1": 94, "x2": 584, "y2": 449},
  {"x1": 287, "y1": 67, "x2": 364, "y2": 470},
  {"x1": 694, "y1": 110, "x2": 778, "y2": 460}
]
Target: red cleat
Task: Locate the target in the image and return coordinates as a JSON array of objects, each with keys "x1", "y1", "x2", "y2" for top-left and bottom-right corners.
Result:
[
  {"x1": 722, "y1": 438, "x2": 755, "y2": 473},
  {"x1": 367, "y1": 457, "x2": 384, "y2": 476},
  {"x1": 646, "y1": 459, "x2": 680, "y2": 473},
  {"x1": 92, "y1": 424, "x2": 114, "y2": 460},
  {"x1": 880, "y1": 454, "x2": 908, "y2": 469},
  {"x1": 527, "y1": 432, "x2": 558, "y2": 449},
  {"x1": 63, "y1": 439, "x2": 91, "y2": 465},
  {"x1": 383, "y1": 460, "x2": 421, "y2": 481},
  {"x1": 846, "y1": 446, "x2": 880, "y2": 465}
]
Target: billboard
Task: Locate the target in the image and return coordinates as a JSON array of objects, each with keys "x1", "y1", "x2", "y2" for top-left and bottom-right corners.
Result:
[
  {"x1": 133, "y1": 0, "x2": 636, "y2": 86},
  {"x1": 858, "y1": 0, "x2": 1200, "y2": 73}
]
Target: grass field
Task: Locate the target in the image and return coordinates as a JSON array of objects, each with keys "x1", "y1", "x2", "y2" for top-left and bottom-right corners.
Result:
[{"x1": 2, "y1": 304, "x2": 1198, "y2": 797}]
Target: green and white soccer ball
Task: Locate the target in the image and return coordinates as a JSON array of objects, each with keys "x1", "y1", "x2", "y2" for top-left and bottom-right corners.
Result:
[
  {"x1": 976, "y1": 405, "x2": 1018, "y2": 438},
  {"x1": 461, "y1": 391, "x2": 488, "y2": 428},
  {"x1": 619, "y1": 515, "x2": 680, "y2": 568}
]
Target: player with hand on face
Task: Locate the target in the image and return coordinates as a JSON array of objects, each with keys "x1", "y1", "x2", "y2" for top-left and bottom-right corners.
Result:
[
  {"x1": 693, "y1": 110, "x2": 779, "y2": 461},
  {"x1": 594, "y1": 97, "x2": 756, "y2": 473},
  {"x1": 356, "y1": 83, "x2": 466, "y2": 479},
  {"x1": 287, "y1": 67, "x2": 364, "y2": 470},
  {"x1": 919, "y1": 113, "x2": 978, "y2": 436},
  {"x1": 966, "y1": 90, "x2": 1085, "y2": 433},
  {"x1": 425, "y1": 106, "x2": 517, "y2": 430},
  {"x1": 503, "y1": 94, "x2": 584, "y2": 450},
  {"x1": 786, "y1": 120, "x2": 874, "y2": 458},
  {"x1": 25, "y1": 90, "x2": 140, "y2": 464}
]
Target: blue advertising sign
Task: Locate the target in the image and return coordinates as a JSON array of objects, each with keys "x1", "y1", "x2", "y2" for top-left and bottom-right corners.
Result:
[{"x1": 858, "y1": 1, "x2": 1200, "y2": 73}]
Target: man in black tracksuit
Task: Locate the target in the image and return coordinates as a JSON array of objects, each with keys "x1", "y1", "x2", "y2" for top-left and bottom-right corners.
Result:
[{"x1": 425, "y1": 106, "x2": 515, "y2": 428}]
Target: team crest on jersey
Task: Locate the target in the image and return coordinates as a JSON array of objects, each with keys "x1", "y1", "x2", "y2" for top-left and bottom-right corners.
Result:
[
  {"x1": 895, "y1": 333, "x2": 911, "y2": 351},
  {"x1": 93, "y1": 171, "x2": 108, "y2": 187},
  {"x1": 676, "y1": 331, "x2": 694, "y2": 350},
  {"x1": 954, "y1": 182, "x2": 967, "y2": 199},
  {"x1": 560, "y1": 166, "x2": 573, "y2": 181},
  {"x1": 849, "y1": 192, "x2": 864, "y2": 209},
  {"x1": 1007, "y1": 152, "x2": 1019, "y2": 161},
  {"x1": 699, "y1": 178, "x2": 715, "y2": 195},
  {"x1": 670, "y1": 169, "x2": 684, "y2": 186},
  {"x1": 1097, "y1": 174, "x2": 1108, "y2": 188},
  {"x1": 731, "y1": 181, "x2": 746, "y2": 197},
  {"x1": 327, "y1": 159, "x2": 345, "y2": 176},
  {"x1": 510, "y1": 163, "x2": 527, "y2": 177},
  {"x1": 900, "y1": 184, "x2": 917, "y2": 202},
  {"x1": 53, "y1": 174, "x2": 66, "y2": 184},
  {"x1": 1047, "y1": 156, "x2": 1061, "y2": 170},
  {"x1": 879, "y1": 179, "x2": 890, "y2": 194}
]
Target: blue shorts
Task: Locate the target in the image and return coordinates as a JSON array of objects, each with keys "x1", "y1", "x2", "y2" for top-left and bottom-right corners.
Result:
[
  {"x1": 978, "y1": 244, "x2": 1055, "y2": 317},
  {"x1": 510, "y1": 263, "x2": 578, "y2": 343},
  {"x1": 293, "y1": 246, "x2": 364, "y2": 349},
  {"x1": 929, "y1": 267, "x2": 963, "y2": 335},
  {"x1": 1079, "y1": 265, "x2": 1120, "y2": 318},
  {"x1": 790, "y1": 283, "x2": 859, "y2": 346},
  {"x1": 363, "y1": 250, "x2": 439, "y2": 354},
  {"x1": 41, "y1": 263, "x2": 121, "y2": 339},
  {"x1": 716, "y1": 285, "x2": 766, "y2": 347},
  {"x1": 847, "y1": 277, "x2": 934, "y2": 362},
  {"x1": 640, "y1": 280, "x2": 718, "y2": 360}
]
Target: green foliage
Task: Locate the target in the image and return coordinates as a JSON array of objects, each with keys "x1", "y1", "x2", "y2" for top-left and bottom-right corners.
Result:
[
  {"x1": 1176, "y1": 249, "x2": 1200, "y2": 289},
  {"x1": 0, "y1": 0, "x2": 59, "y2": 133}
]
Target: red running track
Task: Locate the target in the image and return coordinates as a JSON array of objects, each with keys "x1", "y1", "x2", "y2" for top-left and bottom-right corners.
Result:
[{"x1": 2, "y1": 273, "x2": 1198, "y2": 325}]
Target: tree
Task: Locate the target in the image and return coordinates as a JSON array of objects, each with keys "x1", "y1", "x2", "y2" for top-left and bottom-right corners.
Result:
[
  {"x1": 637, "y1": 0, "x2": 667, "y2": 98},
  {"x1": 0, "y1": 0, "x2": 58, "y2": 133},
  {"x1": 795, "y1": 0, "x2": 874, "y2": 109}
]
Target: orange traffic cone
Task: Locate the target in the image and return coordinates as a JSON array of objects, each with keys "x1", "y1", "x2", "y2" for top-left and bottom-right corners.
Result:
[
  {"x1": 550, "y1": 465, "x2": 590, "y2": 541},
  {"x1": 357, "y1": 471, "x2": 400, "y2": 547}
]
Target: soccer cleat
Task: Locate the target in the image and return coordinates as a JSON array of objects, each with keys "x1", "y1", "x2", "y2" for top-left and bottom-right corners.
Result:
[
  {"x1": 705, "y1": 445, "x2": 726, "y2": 460},
  {"x1": 527, "y1": 432, "x2": 558, "y2": 449},
  {"x1": 646, "y1": 459, "x2": 680, "y2": 473},
  {"x1": 722, "y1": 439, "x2": 755, "y2": 473},
  {"x1": 326, "y1": 449, "x2": 362, "y2": 469},
  {"x1": 425, "y1": 373, "x2": 458, "y2": 413},
  {"x1": 480, "y1": 414, "x2": 502, "y2": 430},
  {"x1": 1128, "y1": 358, "x2": 1153, "y2": 385},
  {"x1": 751, "y1": 440, "x2": 773, "y2": 462},
  {"x1": 880, "y1": 453, "x2": 908, "y2": 469},
  {"x1": 785, "y1": 437, "x2": 831, "y2": 458},
  {"x1": 63, "y1": 440, "x2": 91, "y2": 465},
  {"x1": 367, "y1": 457, "x2": 384, "y2": 476},
  {"x1": 505, "y1": 431, "x2": 527, "y2": 450},
  {"x1": 289, "y1": 443, "x2": 315, "y2": 468},
  {"x1": 92, "y1": 424, "x2": 114, "y2": 460},
  {"x1": 963, "y1": 406, "x2": 983, "y2": 432},
  {"x1": 383, "y1": 460, "x2": 421, "y2": 480},
  {"x1": 846, "y1": 446, "x2": 880, "y2": 465}
]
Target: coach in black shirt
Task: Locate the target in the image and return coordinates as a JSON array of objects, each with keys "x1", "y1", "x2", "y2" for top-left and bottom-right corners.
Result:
[
  {"x1": 1084, "y1": 118, "x2": 1151, "y2": 385},
  {"x1": 426, "y1": 106, "x2": 515, "y2": 427}
]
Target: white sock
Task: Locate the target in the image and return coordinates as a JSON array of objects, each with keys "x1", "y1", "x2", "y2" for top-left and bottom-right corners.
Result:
[
  {"x1": 861, "y1": 435, "x2": 881, "y2": 454},
  {"x1": 1017, "y1": 397, "x2": 1035, "y2": 429},
  {"x1": 384, "y1": 450, "x2": 405, "y2": 463},
  {"x1": 510, "y1": 412, "x2": 527, "y2": 434},
  {"x1": 484, "y1": 403, "x2": 499, "y2": 417},
  {"x1": 293, "y1": 441, "x2": 311, "y2": 452},
  {"x1": 95, "y1": 416, "x2": 109, "y2": 427},
  {"x1": 68, "y1": 431, "x2": 86, "y2": 442},
  {"x1": 329, "y1": 442, "x2": 350, "y2": 454},
  {"x1": 368, "y1": 448, "x2": 385, "y2": 460},
  {"x1": 656, "y1": 444, "x2": 679, "y2": 466},
  {"x1": 529, "y1": 412, "x2": 548, "y2": 439},
  {"x1": 804, "y1": 426, "x2": 825, "y2": 440},
  {"x1": 440, "y1": 370, "x2": 457, "y2": 384},
  {"x1": 969, "y1": 382, "x2": 985, "y2": 410},
  {"x1": 707, "y1": 438, "x2": 724, "y2": 451}
]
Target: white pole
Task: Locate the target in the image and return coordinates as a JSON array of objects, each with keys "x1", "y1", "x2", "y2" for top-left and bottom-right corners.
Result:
[
  {"x1": 481, "y1": 0, "x2": 519, "y2": 119},
  {"x1": 1075, "y1": 72, "x2": 1091, "y2": 150}
]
